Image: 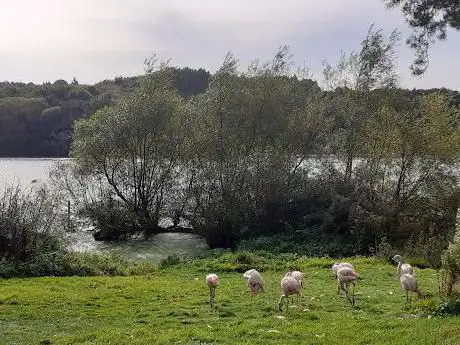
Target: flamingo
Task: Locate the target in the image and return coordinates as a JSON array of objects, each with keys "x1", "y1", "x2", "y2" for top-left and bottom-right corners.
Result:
[
  {"x1": 285, "y1": 270, "x2": 304, "y2": 288},
  {"x1": 278, "y1": 276, "x2": 301, "y2": 311},
  {"x1": 400, "y1": 273, "x2": 424, "y2": 307},
  {"x1": 332, "y1": 262, "x2": 354, "y2": 279},
  {"x1": 336, "y1": 266, "x2": 359, "y2": 305},
  {"x1": 392, "y1": 255, "x2": 414, "y2": 277},
  {"x1": 205, "y1": 273, "x2": 219, "y2": 307},
  {"x1": 243, "y1": 269, "x2": 264, "y2": 296}
]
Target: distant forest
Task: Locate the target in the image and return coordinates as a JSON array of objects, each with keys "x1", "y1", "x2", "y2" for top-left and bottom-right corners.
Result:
[
  {"x1": 0, "y1": 67, "x2": 459, "y2": 157},
  {"x1": 0, "y1": 68, "x2": 210, "y2": 157}
]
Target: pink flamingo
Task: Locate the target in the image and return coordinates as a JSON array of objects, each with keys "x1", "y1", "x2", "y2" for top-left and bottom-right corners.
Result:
[
  {"x1": 278, "y1": 276, "x2": 301, "y2": 311},
  {"x1": 205, "y1": 273, "x2": 219, "y2": 307},
  {"x1": 336, "y1": 266, "x2": 359, "y2": 305}
]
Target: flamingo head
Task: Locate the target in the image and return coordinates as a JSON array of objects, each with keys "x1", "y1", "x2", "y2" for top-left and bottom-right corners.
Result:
[{"x1": 392, "y1": 255, "x2": 403, "y2": 263}]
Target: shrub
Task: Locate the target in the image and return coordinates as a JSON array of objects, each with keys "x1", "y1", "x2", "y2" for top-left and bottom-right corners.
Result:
[
  {"x1": 180, "y1": 250, "x2": 320, "y2": 273},
  {"x1": 158, "y1": 249, "x2": 379, "y2": 274},
  {"x1": 81, "y1": 197, "x2": 140, "y2": 241},
  {"x1": 0, "y1": 251, "x2": 156, "y2": 278},
  {"x1": 434, "y1": 297, "x2": 460, "y2": 316},
  {"x1": 235, "y1": 251, "x2": 256, "y2": 265},
  {"x1": 440, "y1": 212, "x2": 460, "y2": 296},
  {"x1": 237, "y1": 229, "x2": 365, "y2": 258},
  {"x1": 0, "y1": 185, "x2": 63, "y2": 264},
  {"x1": 159, "y1": 253, "x2": 183, "y2": 268},
  {"x1": 375, "y1": 237, "x2": 395, "y2": 261}
]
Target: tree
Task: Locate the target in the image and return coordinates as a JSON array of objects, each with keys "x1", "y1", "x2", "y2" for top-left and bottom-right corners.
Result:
[
  {"x1": 354, "y1": 90, "x2": 460, "y2": 251},
  {"x1": 323, "y1": 25, "x2": 400, "y2": 181},
  {"x1": 385, "y1": 0, "x2": 460, "y2": 75},
  {"x1": 71, "y1": 65, "x2": 187, "y2": 238},
  {"x1": 182, "y1": 47, "x2": 329, "y2": 247}
]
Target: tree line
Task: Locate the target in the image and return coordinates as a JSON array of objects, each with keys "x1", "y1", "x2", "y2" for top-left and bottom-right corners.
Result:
[
  {"x1": 0, "y1": 68, "x2": 210, "y2": 157},
  {"x1": 0, "y1": 69, "x2": 458, "y2": 158},
  {"x1": 53, "y1": 27, "x2": 460, "y2": 259}
]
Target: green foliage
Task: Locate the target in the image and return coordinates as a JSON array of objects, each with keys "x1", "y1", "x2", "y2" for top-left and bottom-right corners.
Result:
[
  {"x1": 0, "y1": 251, "x2": 156, "y2": 278},
  {"x1": 0, "y1": 184, "x2": 156, "y2": 278},
  {"x1": 82, "y1": 196, "x2": 140, "y2": 241},
  {"x1": 434, "y1": 297, "x2": 460, "y2": 316},
  {"x1": 0, "y1": 67, "x2": 211, "y2": 157},
  {"x1": 57, "y1": 252, "x2": 156, "y2": 277},
  {"x1": 70, "y1": 65, "x2": 189, "y2": 239},
  {"x1": 323, "y1": 24, "x2": 399, "y2": 91},
  {"x1": 159, "y1": 253, "x2": 183, "y2": 268},
  {"x1": 375, "y1": 236, "x2": 395, "y2": 260},
  {"x1": 440, "y1": 214, "x2": 460, "y2": 295},
  {"x1": 184, "y1": 250, "x2": 289, "y2": 272},
  {"x1": 385, "y1": 0, "x2": 460, "y2": 75},
  {"x1": 185, "y1": 47, "x2": 328, "y2": 248},
  {"x1": 173, "y1": 250, "x2": 366, "y2": 273},
  {"x1": 66, "y1": 49, "x2": 459, "y2": 257},
  {"x1": 6, "y1": 38, "x2": 454, "y2": 263},
  {"x1": 0, "y1": 185, "x2": 63, "y2": 263},
  {"x1": 237, "y1": 232, "x2": 359, "y2": 258}
]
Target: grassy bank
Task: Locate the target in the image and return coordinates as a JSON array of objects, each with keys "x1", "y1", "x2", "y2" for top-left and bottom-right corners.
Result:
[{"x1": 0, "y1": 256, "x2": 458, "y2": 345}]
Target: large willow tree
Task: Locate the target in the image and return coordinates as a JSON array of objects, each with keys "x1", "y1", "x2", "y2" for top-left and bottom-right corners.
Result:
[
  {"x1": 184, "y1": 48, "x2": 328, "y2": 247},
  {"x1": 71, "y1": 65, "x2": 187, "y2": 238}
]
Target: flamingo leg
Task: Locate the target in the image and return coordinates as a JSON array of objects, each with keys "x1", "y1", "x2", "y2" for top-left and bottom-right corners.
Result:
[
  {"x1": 209, "y1": 287, "x2": 215, "y2": 307},
  {"x1": 278, "y1": 295, "x2": 285, "y2": 312},
  {"x1": 352, "y1": 282, "x2": 356, "y2": 306}
]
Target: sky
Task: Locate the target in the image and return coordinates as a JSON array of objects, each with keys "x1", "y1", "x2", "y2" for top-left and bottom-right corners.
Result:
[{"x1": 0, "y1": 0, "x2": 459, "y2": 90}]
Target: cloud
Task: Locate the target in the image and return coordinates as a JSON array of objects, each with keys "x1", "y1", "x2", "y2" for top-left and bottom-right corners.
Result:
[{"x1": 0, "y1": 0, "x2": 458, "y2": 89}]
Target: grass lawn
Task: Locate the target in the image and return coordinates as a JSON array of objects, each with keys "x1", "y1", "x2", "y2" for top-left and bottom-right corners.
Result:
[{"x1": 1, "y1": 257, "x2": 459, "y2": 345}]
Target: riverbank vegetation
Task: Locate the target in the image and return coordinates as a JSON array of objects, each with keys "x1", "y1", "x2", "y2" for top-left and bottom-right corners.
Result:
[
  {"x1": 0, "y1": 24, "x2": 459, "y2": 276},
  {"x1": 59, "y1": 26, "x2": 460, "y2": 260},
  {"x1": 1, "y1": 24, "x2": 460, "y2": 274},
  {"x1": 0, "y1": 186, "x2": 155, "y2": 278}
]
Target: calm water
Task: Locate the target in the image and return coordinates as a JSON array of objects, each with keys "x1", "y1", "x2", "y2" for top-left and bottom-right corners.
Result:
[
  {"x1": 0, "y1": 158, "x2": 208, "y2": 264},
  {"x1": 0, "y1": 157, "x2": 59, "y2": 189}
]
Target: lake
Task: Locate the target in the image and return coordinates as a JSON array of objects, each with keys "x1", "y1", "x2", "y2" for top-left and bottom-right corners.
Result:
[{"x1": 0, "y1": 158, "x2": 208, "y2": 264}]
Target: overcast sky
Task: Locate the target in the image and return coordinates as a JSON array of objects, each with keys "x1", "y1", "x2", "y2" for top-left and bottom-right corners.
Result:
[{"x1": 1, "y1": 0, "x2": 459, "y2": 90}]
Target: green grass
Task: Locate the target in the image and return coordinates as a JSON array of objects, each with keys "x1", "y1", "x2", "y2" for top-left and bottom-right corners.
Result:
[{"x1": 0, "y1": 256, "x2": 458, "y2": 345}]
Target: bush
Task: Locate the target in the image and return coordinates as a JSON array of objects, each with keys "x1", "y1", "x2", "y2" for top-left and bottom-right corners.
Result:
[
  {"x1": 235, "y1": 251, "x2": 256, "y2": 265},
  {"x1": 434, "y1": 297, "x2": 460, "y2": 316},
  {"x1": 157, "y1": 249, "x2": 379, "y2": 274},
  {"x1": 179, "y1": 250, "x2": 319, "y2": 273},
  {"x1": 82, "y1": 197, "x2": 140, "y2": 241},
  {"x1": 403, "y1": 234, "x2": 448, "y2": 269},
  {"x1": 0, "y1": 185, "x2": 63, "y2": 263},
  {"x1": 440, "y1": 214, "x2": 460, "y2": 296},
  {"x1": 237, "y1": 229, "x2": 366, "y2": 258},
  {"x1": 0, "y1": 251, "x2": 156, "y2": 278},
  {"x1": 375, "y1": 237, "x2": 395, "y2": 261},
  {"x1": 159, "y1": 253, "x2": 183, "y2": 268}
]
